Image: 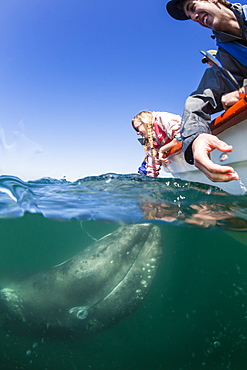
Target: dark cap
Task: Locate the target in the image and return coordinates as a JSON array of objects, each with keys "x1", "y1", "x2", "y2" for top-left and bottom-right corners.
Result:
[{"x1": 166, "y1": 0, "x2": 189, "y2": 20}]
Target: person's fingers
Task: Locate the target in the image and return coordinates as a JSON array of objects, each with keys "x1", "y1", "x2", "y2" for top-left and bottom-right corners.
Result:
[
  {"x1": 194, "y1": 159, "x2": 239, "y2": 182},
  {"x1": 212, "y1": 138, "x2": 232, "y2": 153}
]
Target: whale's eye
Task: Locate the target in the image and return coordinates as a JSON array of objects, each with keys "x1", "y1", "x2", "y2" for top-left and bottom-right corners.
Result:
[
  {"x1": 69, "y1": 306, "x2": 89, "y2": 320},
  {"x1": 77, "y1": 307, "x2": 89, "y2": 320}
]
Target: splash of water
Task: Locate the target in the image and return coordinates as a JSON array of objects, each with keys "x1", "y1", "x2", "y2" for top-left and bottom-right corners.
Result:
[{"x1": 238, "y1": 178, "x2": 247, "y2": 195}]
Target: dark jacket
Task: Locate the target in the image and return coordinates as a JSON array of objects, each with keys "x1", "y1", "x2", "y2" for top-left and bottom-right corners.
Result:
[{"x1": 181, "y1": 3, "x2": 247, "y2": 164}]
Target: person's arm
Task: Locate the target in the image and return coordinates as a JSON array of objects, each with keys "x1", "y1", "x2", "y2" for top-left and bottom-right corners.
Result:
[
  {"x1": 158, "y1": 138, "x2": 178, "y2": 164},
  {"x1": 181, "y1": 67, "x2": 241, "y2": 182},
  {"x1": 159, "y1": 138, "x2": 178, "y2": 154}
]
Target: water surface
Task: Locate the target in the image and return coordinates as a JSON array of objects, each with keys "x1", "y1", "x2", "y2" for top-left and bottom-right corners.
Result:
[{"x1": 0, "y1": 174, "x2": 247, "y2": 369}]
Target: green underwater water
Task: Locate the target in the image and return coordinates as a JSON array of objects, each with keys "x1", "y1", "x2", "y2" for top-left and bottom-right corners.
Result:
[{"x1": 0, "y1": 214, "x2": 247, "y2": 370}]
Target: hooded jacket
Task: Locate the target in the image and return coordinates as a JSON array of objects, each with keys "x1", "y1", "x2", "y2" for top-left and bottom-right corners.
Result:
[{"x1": 182, "y1": 3, "x2": 247, "y2": 164}]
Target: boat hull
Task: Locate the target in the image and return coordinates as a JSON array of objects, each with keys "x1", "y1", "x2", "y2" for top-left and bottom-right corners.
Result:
[{"x1": 162, "y1": 99, "x2": 247, "y2": 195}]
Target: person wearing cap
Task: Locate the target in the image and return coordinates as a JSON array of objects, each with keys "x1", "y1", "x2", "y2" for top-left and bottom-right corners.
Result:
[
  {"x1": 166, "y1": 0, "x2": 247, "y2": 182},
  {"x1": 201, "y1": 49, "x2": 217, "y2": 66}
]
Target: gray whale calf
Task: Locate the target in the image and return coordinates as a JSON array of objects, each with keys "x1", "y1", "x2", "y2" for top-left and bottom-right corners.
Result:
[{"x1": 0, "y1": 223, "x2": 162, "y2": 337}]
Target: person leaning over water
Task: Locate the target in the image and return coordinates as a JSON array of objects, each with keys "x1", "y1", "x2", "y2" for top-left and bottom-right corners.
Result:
[
  {"x1": 166, "y1": 0, "x2": 247, "y2": 183},
  {"x1": 132, "y1": 111, "x2": 181, "y2": 177}
]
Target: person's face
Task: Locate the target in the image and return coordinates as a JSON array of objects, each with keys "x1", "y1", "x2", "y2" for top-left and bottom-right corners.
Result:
[
  {"x1": 133, "y1": 120, "x2": 148, "y2": 138},
  {"x1": 182, "y1": 0, "x2": 228, "y2": 31}
]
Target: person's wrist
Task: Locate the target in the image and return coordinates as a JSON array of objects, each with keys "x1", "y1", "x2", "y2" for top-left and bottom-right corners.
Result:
[{"x1": 160, "y1": 147, "x2": 167, "y2": 153}]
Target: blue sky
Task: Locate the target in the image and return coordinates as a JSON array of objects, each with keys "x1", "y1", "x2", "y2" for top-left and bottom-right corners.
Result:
[{"x1": 0, "y1": 0, "x2": 243, "y2": 181}]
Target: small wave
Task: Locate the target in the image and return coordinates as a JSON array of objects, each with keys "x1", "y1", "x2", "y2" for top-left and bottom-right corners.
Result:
[{"x1": 0, "y1": 174, "x2": 246, "y2": 229}]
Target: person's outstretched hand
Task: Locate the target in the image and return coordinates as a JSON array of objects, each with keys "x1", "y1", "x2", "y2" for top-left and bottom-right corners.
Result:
[{"x1": 192, "y1": 133, "x2": 239, "y2": 182}]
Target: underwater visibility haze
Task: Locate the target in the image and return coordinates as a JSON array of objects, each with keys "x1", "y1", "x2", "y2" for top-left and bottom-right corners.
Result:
[{"x1": 0, "y1": 174, "x2": 247, "y2": 369}]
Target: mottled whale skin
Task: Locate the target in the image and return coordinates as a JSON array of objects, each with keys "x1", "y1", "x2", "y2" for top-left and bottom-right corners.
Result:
[{"x1": 0, "y1": 223, "x2": 162, "y2": 337}]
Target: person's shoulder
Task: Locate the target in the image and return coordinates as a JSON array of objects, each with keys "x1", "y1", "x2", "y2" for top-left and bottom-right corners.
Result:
[
  {"x1": 158, "y1": 112, "x2": 182, "y2": 124},
  {"x1": 230, "y1": 3, "x2": 244, "y2": 13},
  {"x1": 231, "y1": 2, "x2": 247, "y2": 24}
]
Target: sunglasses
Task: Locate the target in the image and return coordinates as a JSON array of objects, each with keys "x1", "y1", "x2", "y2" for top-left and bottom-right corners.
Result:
[{"x1": 132, "y1": 120, "x2": 143, "y2": 132}]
